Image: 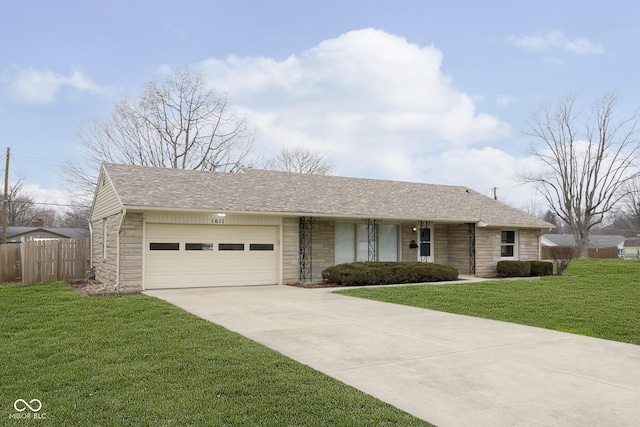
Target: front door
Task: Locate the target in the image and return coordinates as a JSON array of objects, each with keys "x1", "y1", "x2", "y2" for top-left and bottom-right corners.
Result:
[{"x1": 418, "y1": 227, "x2": 434, "y2": 262}]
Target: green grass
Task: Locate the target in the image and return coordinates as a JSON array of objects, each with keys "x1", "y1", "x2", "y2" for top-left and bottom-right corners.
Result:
[
  {"x1": 0, "y1": 283, "x2": 431, "y2": 426},
  {"x1": 336, "y1": 259, "x2": 640, "y2": 345}
]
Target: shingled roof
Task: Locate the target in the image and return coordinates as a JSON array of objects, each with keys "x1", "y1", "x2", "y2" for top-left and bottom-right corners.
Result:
[{"x1": 101, "y1": 163, "x2": 552, "y2": 228}]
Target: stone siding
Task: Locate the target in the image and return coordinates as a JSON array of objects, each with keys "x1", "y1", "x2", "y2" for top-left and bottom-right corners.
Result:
[
  {"x1": 118, "y1": 212, "x2": 143, "y2": 293},
  {"x1": 91, "y1": 214, "x2": 120, "y2": 289},
  {"x1": 401, "y1": 223, "x2": 417, "y2": 261},
  {"x1": 518, "y1": 229, "x2": 541, "y2": 262},
  {"x1": 446, "y1": 224, "x2": 472, "y2": 275},
  {"x1": 311, "y1": 220, "x2": 335, "y2": 283},
  {"x1": 282, "y1": 217, "x2": 299, "y2": 284},
  {"x1": 475, "y1": 228, "x2": 500, "y2": 277}
]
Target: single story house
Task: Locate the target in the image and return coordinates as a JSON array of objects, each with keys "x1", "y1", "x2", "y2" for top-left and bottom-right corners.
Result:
[
  {"x1": 541, "y1": 234, "x2": 626, "y2": 258},
  {"x1": 0, "y1": 226, "x2": 90, "y2": 242},
  {"x1": 90, "y1": 163, "x2": 553, "y2": 293},
  {"x1": 622, "y1": 238, "x2": 640, "y2": 259}
]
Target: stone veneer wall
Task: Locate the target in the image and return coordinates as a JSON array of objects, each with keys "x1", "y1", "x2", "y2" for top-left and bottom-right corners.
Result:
[
  {"x1": 518, "y1": 229, "x2": 541, "y2": 262},
  {"x1": 91, "y1": 213, "x2": 120, "y2": 289},
  {"x1": 281, "y1": 217, "x2": 336, "y2": 284},
  {"x1": 118, "y1": 212, "x2": 143, "y2": 293},
  {"x1": 474, "y1": 228, "x2": 542, "y2": 277},
  {"x1": 311, "y1": 220, "x2": 335, "y2": 283},
  {"x1": 446, "y1": 224, "x2": 472, "y2": 275},
  {"x1": 400, "y1": 223, "x2": 416, "y2": 262},
  {"x1": 475, "y1": 228, "x2": 500, "y2": 277},
  {"x1": 282, "y1": 217, "x2": 299, "y2": 284},
  {"x1": 90, "y1": 212, "x2": 144, "y2": 293}
]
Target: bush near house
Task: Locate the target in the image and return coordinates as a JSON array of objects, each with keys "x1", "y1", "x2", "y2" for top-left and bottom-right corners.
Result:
[
  {"x1": 497, "y1": 260, "x2": 553, "y2": 278},
  {"x1": 322, "y1": 262, "x2": 458, "y2": 287},
  {"x1": 529, "y1": 260, "x2": 554, "y2": 276}
]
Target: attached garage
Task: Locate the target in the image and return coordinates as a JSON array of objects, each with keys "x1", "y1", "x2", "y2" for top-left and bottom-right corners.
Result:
[{"x1": 144, "y1": 223, "x2": 278, "y2": 289}]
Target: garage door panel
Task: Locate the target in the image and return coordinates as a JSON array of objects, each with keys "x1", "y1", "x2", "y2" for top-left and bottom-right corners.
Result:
[{"x1": 145, "y1": 223, "x2": 278, "y2": 289}]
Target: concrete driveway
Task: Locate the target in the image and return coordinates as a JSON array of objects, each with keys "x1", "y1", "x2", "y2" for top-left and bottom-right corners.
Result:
[{"x1": 144, "y1": 284, "x2": 640, "y2": 427}]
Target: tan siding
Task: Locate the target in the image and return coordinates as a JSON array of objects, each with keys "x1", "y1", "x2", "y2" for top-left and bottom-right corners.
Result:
[
  {"x1": 433, "y1": 224, "x2": 449, "y2": 265},
  {"x1": 311, "y1": 220, "x2": 335, "y2": 283},
  {"x1": 144, "y1": 211, "x2": 281, "y2": 225},
  {"x1": 476, "y1": 228, "x2": 500, "y2": 277},
  {"x1": 90, "y1": 172, "x2": 121, "y2": 221},
  {"x1": 474, "y1": 228, "x2": 542, "y2": 277},
  {"x1": 447, "y1": 224, "x2": 471, "y2": 275},
  {"x1": 119, "y1": 212, "x2": 143, "y2": 293},
  {"x1": 518, "y1": 229, "x2": 541, "y2": 261},
  {"x1": 401, "y1": 223, "x2": 417, "y2": 261},
  {"x1": 91, "y1": 213, "x2": 120, "y2": 288},
  {"x1": 282, "y1": 217, "x2": 299, "y2": 284}
]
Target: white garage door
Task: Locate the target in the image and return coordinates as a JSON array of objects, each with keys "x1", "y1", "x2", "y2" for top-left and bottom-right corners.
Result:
[{"x1": 145, "y1": 223, "x2": 278, "y2": 289}]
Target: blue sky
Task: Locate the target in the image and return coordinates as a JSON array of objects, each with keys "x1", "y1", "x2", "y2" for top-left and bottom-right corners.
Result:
[{"x1": 2, "y1": 0, "x2": 639, "y2": 210}]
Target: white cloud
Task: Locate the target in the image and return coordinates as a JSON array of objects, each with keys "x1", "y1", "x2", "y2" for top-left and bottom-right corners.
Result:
[
  {"x1": 4, "y1": 65, "x2": 111, "y2": 104},
  {"x1": 195, "y1": 28, "x2": 513, "y2": 185},
  {"x1": 509, "y1": 30, "x2": 605, "y2": 55}
]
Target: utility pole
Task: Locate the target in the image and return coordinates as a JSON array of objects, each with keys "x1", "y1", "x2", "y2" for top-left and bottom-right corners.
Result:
[
  {"x1": 491, "y1": 187, "x2": 498, "y2": 201},
  {"x1": 2, "y1": 147, "x2": 9, "y2": 245}
]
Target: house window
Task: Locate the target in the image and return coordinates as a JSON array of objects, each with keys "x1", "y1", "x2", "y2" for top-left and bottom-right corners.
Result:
[
  {"x1": 335, "y1": 223, "x2": 398, "y2": 263},
  {"x1": 379, "y1": 224, "x2": 399, "y2": 261},
  {"x1": 501, "y1": 231, "x2": 516, "y2": 257},
  {"x1": 335, "y1": 223, "x2": 356, "y2": 264}
]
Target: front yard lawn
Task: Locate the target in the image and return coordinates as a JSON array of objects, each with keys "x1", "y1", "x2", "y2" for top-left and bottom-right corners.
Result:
[
  {"x1": 336, "y1": 259, "x2": 640, "y2": 345},
  {"x1": 0, "y1": 282, "x2": 430, "y2": 426}
]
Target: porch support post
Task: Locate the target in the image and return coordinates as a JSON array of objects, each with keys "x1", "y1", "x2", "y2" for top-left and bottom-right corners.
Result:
[
  {"x1": 299, "y1": 217, "x2": 314, "y2": 282},
  {"x1": 467, "y1": 223, "x2": 476, "y2": 275},
  {"x1": 365, "y1": 219, "x2": 379, "y2": 262}
]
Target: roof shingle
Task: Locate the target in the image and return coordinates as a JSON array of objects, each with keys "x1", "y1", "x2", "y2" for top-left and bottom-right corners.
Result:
[{"x1": 102, "y1": 163, "x2": 552, "y2": 228}]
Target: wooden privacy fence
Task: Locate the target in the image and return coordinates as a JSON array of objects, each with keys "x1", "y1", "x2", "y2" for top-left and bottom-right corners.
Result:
[
  {"x1": 541, "y1": 245, "x2": 619, "y2": 260},
  {"x1": 0, "y1": 238, "x2": 91, "y2": 285}
]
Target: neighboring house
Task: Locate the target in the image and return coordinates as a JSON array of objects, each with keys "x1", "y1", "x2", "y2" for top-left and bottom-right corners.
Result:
[
  {"x1": 0, "y1": 226, "x2": 90, "y2": 242},
  {"x1": 622, "y1": 238, "x2": 640, "y2": 259},
  {"x1": 90, "y1": 163, "x2": 553, "y2": 293},
  {"x1": 541, "y1": 234, "x2": 626, "y2": 258}
]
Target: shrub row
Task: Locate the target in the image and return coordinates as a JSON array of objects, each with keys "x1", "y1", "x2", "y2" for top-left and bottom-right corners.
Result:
[
  {"x1": 321, "y1": 262, "x2": 458, "y2": 287},
  {"x1": 497, "y1": 260, "x2": 553, "y2": 278}
]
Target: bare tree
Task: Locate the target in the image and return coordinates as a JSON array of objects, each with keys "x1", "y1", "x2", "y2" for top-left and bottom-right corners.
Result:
[
  {"x1": 4, "y1": 181, "x2": 58, "y2": 226},
  {"x1": 66, "y1": 67, "x2": 256, "y2": 198},
  {"x1": 263, "y1": 147, "x2": 335, "y2": 175},
  {"x1": 618, "y1": 178, "x2": 640, "y2": 232},
  {"x1": 59, "y1": 202, "x2": 91, "y2": 228},
  {"x1": 522, "y1": 93, "x2": 640, "y2": 257}
]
